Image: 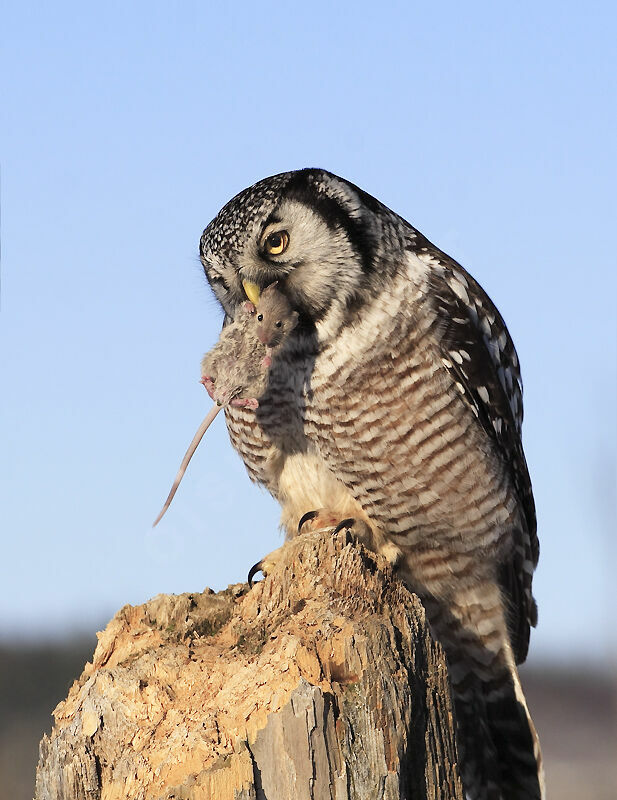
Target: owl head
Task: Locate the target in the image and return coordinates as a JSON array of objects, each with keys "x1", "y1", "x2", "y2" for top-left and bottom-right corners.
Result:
[{"x1": 199, "y1": 169, "x2": 402, "y2": 337}]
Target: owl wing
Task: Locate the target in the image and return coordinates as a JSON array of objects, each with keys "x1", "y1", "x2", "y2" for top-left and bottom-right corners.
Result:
[{"x1": 417, "y1": 240, "x2": 538, "y2": 663}]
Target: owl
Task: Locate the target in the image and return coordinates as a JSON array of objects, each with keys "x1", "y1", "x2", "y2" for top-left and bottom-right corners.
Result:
[{"x1": 199, "y1": 168, "x2": 543, "y2": 800}]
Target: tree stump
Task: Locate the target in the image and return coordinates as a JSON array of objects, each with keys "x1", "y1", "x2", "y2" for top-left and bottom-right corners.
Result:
[{"x1": 35, "y1": 531, "x2": 463, "y2": 800}]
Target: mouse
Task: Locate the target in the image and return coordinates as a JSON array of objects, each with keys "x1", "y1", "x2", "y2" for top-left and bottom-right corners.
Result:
[{"x1": 153, "y1": 283, "x2": 298, "y2": 526}]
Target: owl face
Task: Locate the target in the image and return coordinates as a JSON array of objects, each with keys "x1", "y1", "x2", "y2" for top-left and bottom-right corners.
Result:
[{"x1": 199, "y1": 169, "x2": 388, "y2": 331}]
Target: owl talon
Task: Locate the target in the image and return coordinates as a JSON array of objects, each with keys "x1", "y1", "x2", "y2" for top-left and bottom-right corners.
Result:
[
  {"x1": 298, "y1": 510, "x2": 320, "y2": 533},
  {"x1": 332, "y1": 518, "x2": 356, "y2": 535},
  {"x1": 247, "y1": 560, "x2": 263, "y2": 588},
  {"x1": 247, "y1": 546, "x2": 284, "y2": 587}
]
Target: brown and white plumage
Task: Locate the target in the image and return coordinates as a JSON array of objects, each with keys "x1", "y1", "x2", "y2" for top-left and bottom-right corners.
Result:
[{"x1": 199, "y1": 168, "x2": 543, "y2": 799}]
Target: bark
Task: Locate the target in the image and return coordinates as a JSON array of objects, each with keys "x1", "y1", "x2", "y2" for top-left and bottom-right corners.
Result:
[{"x1": 35, "y1": 531, "x2": 463, "y2": 800}]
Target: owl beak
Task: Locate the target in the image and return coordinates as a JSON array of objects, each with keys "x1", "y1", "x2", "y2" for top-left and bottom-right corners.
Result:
[{"x1": 242, "y1": 281, "x2": 261, "y2": 305}]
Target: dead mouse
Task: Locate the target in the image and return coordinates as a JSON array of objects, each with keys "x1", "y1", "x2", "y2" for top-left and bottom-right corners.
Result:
[{"x1": 153, "y1": 283, "x2": 298, "y2": 526}]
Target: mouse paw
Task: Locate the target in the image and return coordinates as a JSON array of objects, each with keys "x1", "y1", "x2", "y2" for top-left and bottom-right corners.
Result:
[
  {"x1": 229, "y1": 397, "x2": 259, "y2": 410},
  {"x1": 200, "y1": 376, "x2": 216, "y2": 400}
]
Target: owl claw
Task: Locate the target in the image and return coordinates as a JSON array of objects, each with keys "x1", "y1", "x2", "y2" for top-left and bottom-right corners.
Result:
[
  {"x1": 248, "y1": 560, "x2": 263, "y2": 588},
  {"x1": 333, "y1": 518, "x2": 356, "y2": 534},
  {"x1": 298, "y1": 510, "x2": 320, "y2": 533},
  {"x1": 296, "y1": 509, "x2": 348, "y2": 535},
  {"x1": 247, "y1": 546, "x2": 284, "y2": 588}
]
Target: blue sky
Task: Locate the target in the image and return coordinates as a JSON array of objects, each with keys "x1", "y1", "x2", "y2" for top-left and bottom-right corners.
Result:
[{"x1": 1, "y1": 1, "x2": 615, "y2": 666}]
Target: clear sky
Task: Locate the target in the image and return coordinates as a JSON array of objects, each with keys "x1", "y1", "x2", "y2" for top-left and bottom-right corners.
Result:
[{"x1": 1, "y1": 1, "x2": 615, "y2": 666}]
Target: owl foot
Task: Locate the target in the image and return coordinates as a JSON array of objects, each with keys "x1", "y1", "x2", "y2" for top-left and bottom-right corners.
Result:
[
  {"x1": 297, "y1": 511, "x2": 402, "y2": 567},
  {"x1": 248, "y1": 513, "x2": 358, "y2": 589},
  {"x1": 247, "y1": 546, "x2": 283, "y2": 588}
]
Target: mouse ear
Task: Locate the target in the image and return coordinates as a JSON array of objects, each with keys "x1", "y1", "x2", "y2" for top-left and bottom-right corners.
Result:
[{"x1": 262, "y1": 280, "x2": 279, "y2": 295}]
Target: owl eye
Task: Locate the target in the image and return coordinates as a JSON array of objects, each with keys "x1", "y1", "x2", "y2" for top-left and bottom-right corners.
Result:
[
  {"x1": 263, "y1": 230, "x2": 290, "y2": 256},
  {"x1": 257, "y1": 313, "x2": 264, "y2": 321}
]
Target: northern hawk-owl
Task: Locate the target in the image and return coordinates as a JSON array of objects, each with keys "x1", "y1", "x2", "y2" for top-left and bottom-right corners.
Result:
[{"x1": 199, "y1": 168, "x2": 543, "y2": 800}]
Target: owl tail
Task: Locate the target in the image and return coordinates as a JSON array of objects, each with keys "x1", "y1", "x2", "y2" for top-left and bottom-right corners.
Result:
[
  {"x1": 423, "y1": 587, "x2": 545, "y2": 800},
  {"x1": 452, "y1": 661, "x2": 544, "y2": 800}
]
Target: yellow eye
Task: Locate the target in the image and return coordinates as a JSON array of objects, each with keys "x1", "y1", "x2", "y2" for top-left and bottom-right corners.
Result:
[{"x1": 264, "y1": 230, "x2": 290, "y2": 256}]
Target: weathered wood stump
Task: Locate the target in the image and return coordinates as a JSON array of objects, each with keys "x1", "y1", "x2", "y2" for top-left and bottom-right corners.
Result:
[{"x1": 35, "y1": 531, "x2": 463, "y2": 799}]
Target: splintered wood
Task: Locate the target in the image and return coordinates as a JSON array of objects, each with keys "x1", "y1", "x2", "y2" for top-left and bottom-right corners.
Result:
[{"x1": 35, "y1": 532, "x2": 463, "y2": 800}]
